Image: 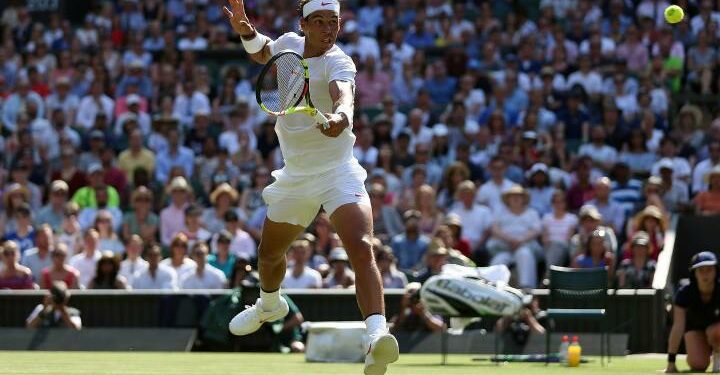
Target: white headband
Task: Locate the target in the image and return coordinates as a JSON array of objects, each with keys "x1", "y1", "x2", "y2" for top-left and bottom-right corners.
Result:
[{"x1": 302, "y1": 0, "x2": 340, "y2": 18}]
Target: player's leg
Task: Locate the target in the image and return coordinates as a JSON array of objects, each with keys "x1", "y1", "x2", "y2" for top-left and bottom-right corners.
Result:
[
  {"x1": 229, "y1": 218, "x2": 304, "y2": 336},
  {"x1": 330, "y1": 202, "x2": 399, "y2": 375},
  {"x1": 685, "y1": 330, "x2": 712, "y2": 372},
  {"x1": 705, "y1": 322, "x2": 720, "y2": 371}
]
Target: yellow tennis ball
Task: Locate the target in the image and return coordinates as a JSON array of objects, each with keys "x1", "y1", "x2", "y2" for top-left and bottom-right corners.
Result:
[{"x1": 665, "y1": 5, "x2": 684, "y2": 24}]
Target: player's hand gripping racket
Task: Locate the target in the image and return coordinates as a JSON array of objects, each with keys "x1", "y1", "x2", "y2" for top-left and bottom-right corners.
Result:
[{"x1": 256, "y1": 50, "x2": 329, "y2": 129}]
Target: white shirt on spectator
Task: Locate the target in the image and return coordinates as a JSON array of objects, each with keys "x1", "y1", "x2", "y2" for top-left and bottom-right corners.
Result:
[
  {"x1": 578, "y1": 143, "x2": 617, "y2": 167},
  {"x1": 493, "y1": 208, "x2": 542, "y2": 239},
  {"x1": 567, "y1": 70, "x2": 603, "y2": 95},
  {"x1": 542, "y1": 211, "x2": 578, "y2": 243},
  {"x1": 178, "y1": 37, "x2": 208, "y2": 51},
  {"x1": 21, "y1": 248, "x2": 52, "y2": 281},
  {"x1": 579, "y1": 37, "x2": 616, "y2": 56},
  {"x1": 75, "y1": 94, "x2": 114, "y2": 130},
  {"x1": 354, "y1": 146, "x2": 379, "y2": 169},
  {"x1": 132, "y1": 265, "x2": 178, "y2": 290},
  {"x1": 46, "y1": 93, "x2": 80, "y2": 117},
  {"x1": 691, "y1": 12, "x2": 720, "y2": 36},
  {"x1": 119, "y1": 257, "x2": 149, "y2": 285},
  {"x1": 69, "y1": 250, "x2": 102, "y2": 288},
  {"x1": 340, "y1": 36, "x2": 380, "y2": 62},
  {"x1": 386, "y1": 42, "x2": 415, "y2": 75},
  {"x1": 172, "y1": 90, "x2": 211, "y2": 128},
  {"x1": 692, "y1": 158, "x2": 718, "y2": 193},
  {"x1": 160, "y1": 258, "x2": 197, "y2": 280},
  {"x1": 449, "y1": 202, "x2": 493, "y2": 249},
  {"x1": 475, "y1": 179, "x2": 515, "y2": 213},
  {"x1": 180, "y1": 264, "x2": 227, "y2": 289},
  {"x1": 651, "y1": 157, "x2": 692, "y2": 181},
  {"x1": 282, "y1": 267, "x2": 322, "y2": 289}
]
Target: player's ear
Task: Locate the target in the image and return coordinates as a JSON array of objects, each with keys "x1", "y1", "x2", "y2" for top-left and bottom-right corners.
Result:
[{"x1": 299, "y1": 17, "x2": 306, "y2": 33}]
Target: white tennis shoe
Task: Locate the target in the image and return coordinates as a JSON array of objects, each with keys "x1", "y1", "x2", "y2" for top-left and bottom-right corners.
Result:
[
  {"x1": 228, "y1": 298, "x2": 289, "y2": 336},
  {"x1": 363, "y1": 332, "x2": 399, "y2": 375}
]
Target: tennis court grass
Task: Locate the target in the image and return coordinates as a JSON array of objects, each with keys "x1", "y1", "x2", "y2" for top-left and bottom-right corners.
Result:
[{"x1": 0, "y1": 351, "x2": 668, "y2": 375}]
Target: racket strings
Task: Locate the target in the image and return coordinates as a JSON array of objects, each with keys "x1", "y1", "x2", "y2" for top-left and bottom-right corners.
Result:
[{"x1": 261, "y1": 54, "x2": 306, "y2": 113}]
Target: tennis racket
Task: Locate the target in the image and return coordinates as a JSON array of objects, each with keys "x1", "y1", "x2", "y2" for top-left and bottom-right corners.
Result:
[{"x1": 255, "y1": 50, "x2": 329, "y2": 129}]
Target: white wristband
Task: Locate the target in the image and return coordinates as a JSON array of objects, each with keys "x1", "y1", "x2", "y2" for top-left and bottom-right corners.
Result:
[
  {"x1": 335, "y1": 104, "x2": 353, "y2": 129},
  {"x1": 241, "y1": 32, "x2": 270, "y2": 54}
]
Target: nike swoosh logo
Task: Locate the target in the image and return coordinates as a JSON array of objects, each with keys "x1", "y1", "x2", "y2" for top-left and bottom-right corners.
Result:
[{"x1": 321, "y1": 2, "x2": 332, "y2": 5}]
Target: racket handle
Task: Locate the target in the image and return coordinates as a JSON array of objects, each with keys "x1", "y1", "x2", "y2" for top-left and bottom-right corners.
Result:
[{"x1": 314, "y1": 110, "x2": 330, "y2": 130}]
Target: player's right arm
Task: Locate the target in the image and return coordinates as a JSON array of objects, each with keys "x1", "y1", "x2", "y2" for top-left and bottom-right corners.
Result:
[{"x1": 224, "y1": 0, "x2": 272, "y2": 64}]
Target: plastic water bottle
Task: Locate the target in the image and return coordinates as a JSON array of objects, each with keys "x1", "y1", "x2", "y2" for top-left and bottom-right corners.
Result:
[
  {"x1": 567, "y1": 336, "x2": 582, "y2": 367},
  {"x1": 558, "y1": 335, "x2": 570, "y2": 364}
]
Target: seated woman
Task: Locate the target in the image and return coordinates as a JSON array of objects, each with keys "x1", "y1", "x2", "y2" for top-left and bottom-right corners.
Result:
[
  {"x1": 625, "y1": 205, "x2": 666, "y2": 260},
  {"x1": 541, "y1": 189, "x2": 578, "y2": 269},
  {"x1": 615, "y1": 232, "x2": 656, "y2": 289},
  {"x1": 0, "y1": 240, "x2": 34, "y2": 289},
  {"x1": 94, "y1": 210, "x2": 124, "y2": 255},
  {"x1": 666, "y1": 252, "x2": 720, "y2": 373},
  {"x1": 87, "y1": 252, "x2": 129, "y2": 290},
  {"x1": 40, "y1": 244, "x2": 80, "y2": 289},
  {"x1": 487, "y1": 185, "x2": 542, "y2": 289},
  {"x1": 694, "y1": 166, "x2": 720, "y2": 215},
  {"x1": 571, "y1": 229, "x2": 616, "y2": 277}
]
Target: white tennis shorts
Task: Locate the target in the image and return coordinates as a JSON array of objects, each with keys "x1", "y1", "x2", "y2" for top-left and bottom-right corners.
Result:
[{"x1": 262, "y1": 160, "x2": 370, "y2": 227}]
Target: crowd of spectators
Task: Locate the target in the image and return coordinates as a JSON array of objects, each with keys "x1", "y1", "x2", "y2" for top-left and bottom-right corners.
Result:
[{"x1": 1, "y1": 0, "x2": 720, "y2": 292}]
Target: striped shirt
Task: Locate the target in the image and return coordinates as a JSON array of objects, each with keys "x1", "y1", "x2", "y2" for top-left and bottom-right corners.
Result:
[{"x1": 610, "y1": 179, "x2": 643, "y2": 216}]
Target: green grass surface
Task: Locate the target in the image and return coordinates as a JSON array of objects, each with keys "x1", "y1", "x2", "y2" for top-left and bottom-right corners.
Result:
[{"x1": 0, "y1": 352, "x2": 668, "y2": 375}]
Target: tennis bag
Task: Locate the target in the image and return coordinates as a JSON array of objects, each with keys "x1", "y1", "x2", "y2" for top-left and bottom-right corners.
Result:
[{"x1": 420, "y1": 264, "x2": 525, "y2": 317}]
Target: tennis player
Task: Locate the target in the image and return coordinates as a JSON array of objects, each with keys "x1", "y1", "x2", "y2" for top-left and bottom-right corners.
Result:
[{"x1": 224, "y1": 0, "x2": 399, "y2": 373}]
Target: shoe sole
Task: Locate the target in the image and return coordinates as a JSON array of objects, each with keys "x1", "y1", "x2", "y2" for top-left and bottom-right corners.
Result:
[
  {"x1": 364, "y1": 335, "x2": 399, "y2": 375},
  {"x1": 229, "y1": 304, "x2": 289, "y2": 336}
]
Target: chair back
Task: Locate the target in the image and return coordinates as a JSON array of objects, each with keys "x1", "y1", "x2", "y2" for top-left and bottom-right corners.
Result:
[{"x1": 548, "y1": 266, "x2": 608, "y2": 307}]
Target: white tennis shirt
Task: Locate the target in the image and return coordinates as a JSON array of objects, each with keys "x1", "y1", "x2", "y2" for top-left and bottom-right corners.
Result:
[{"x1": 267, "y1": 32, "x2": 357, "y2": 176}]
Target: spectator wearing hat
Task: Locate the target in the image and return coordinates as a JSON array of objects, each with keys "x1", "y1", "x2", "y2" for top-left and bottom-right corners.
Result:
[
  {"x1": 526, "y1": 163, "x2": 554, "y2": 216},
  {"x1": 21, "y1": 224, "x2": 54, "y2": 281},
  {"x1": 45, "y1": 76, "x2": 80, "y2": 120},
  {"x1": 181, "y1": 205, "x2": 212, "y2": 251},
  {"x1": 655, "y1": 158, "x2": 691, "y2": 212},
  {"x1": 449, "y1": 180, "x2": 492, "y2": 255},
  {"x1": 118, "y1": 129, "x2": 156, "y2": 184},
  {"x1": 587, "y1": 177, "x2": 626, "y2": 233},
  {"x1": 8, "y1": 160, "x2": 43, "y2": 210},
  {"x1": 391, "y1": 210, "x2": 431, "y2": 273},
  {"x1": 338, "y1": 19, "x2": 380, "y2": 62},
  {"x1": 208, "y1": 230, "x2": 237, "y2": 279},
  {"x1": 282, "y1": 240, "x2": 322, "y2": 289},
  {"x1": 487, "y1": 185, "x2": 542, "y2": 288},
  {"x1": 160, "y1": 176, "x2": 192, "y2": 246},
  {"x1": 570, "y1": 205, "x2": 618, "y2": 259},
  {"x1": 475, "y1": 156, "x2": 515, "y2": 213},
  {"x1": 119, "y1": 235, "x2": 148, "y2": 285},
  {"x1": 615, "y1": 231, "x2": 656, "y2": 289},
  {"x1": 0, "y1": 182, "x2": 31, "y2": 238},
  {"x1": 375, "y1": 245, "x2": 408, "y2": 289},
  {"x1": 155, "y1": 127, "x2": 195, "y2": 183},
  {"x1": 3, "y1": 203, "x2": 36, "y2": 255},
  {"x1": 694, "y1": 165, "x2": 720, "y2": 215},
  {"x1": 413, "y1": 240, "x2": 449, "y2": 284},
  {"x1": 35, "y1": 180, "x2": 69, "y2": 233},
  {"x1": 0, "y1": 240, "x2": 34, "y2": 289},
  {"x1": 666, "y1": 251, "x2": 720, "y2": 373},
  {"x1": 75, "y1": 79, "x2": 114, "y2": 130},
  {"x1": 181, "y1": 243, "x2": 227, "y2": 289},
  {"x1": 203, "y1": 183, "x2": 242, "y2": 234},
  {"x1": 122, "y1": 186, "x2": 158, "y2": 245},
  {"x1": 625, "y1": 205, "x2": 666, "y2": 261},
  {"x1": 692, "y1": 140, "x2": 720, "y2": 194},
  {"x1": 324, "y1": 247, "x2": 355, "y2": 289},
  {"x1": 369, "y1": 183, "x2": 404, "y2": 245},
  {"x1": 133, "y1": 245, "x2": 178, "y2": 290}
]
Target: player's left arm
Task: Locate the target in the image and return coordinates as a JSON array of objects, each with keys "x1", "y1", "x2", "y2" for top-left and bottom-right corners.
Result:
[{"x1": 317, "y1": 80, "x2": 354, "y2": 138}]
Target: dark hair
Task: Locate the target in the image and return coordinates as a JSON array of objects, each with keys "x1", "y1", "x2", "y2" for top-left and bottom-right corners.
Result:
[{"x1": 92, "y1": 252, "x2": 121, "y2": 289}]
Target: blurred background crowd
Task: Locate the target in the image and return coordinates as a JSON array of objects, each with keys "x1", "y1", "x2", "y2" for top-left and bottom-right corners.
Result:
[{"x1": 0, "y1": 0, "x2": 719, "y2": 293}]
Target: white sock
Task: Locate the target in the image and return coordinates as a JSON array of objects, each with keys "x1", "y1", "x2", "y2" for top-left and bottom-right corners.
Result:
[
  {"x1": 713, "y1": 352, "x2": 720, "y2": 372},
  {"x1": 260, "y1": 289, "x2": 281, "y2": 311},
  {"x1": 365, "y1": 314, "x2": 388, "y2": 336}
]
